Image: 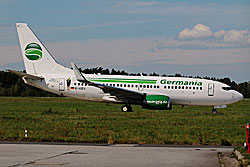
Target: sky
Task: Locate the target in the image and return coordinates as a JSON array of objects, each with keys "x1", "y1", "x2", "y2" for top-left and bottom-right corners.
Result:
[{"x1": 0, "y1": 0, "x2": 250, "y2": 82}]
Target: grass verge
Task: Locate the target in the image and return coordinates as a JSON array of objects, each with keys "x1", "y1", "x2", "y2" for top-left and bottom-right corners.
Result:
[{"x1": 0, "y1": 97, "x2": 249, "y2": 145}]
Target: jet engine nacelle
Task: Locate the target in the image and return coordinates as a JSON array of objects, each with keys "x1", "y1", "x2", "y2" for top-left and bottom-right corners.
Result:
[{"x1": 142, "y1": 95, "x2": 172, "y2": 110}]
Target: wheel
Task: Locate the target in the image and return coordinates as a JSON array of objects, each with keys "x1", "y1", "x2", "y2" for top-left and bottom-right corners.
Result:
[
  {"x1": 121, "y1": 105, "x2": 132, "y2": 112},
  {"x1": 212, "y1": 108, "x2": 217, "y2": 113},
  {"x1": 121, "y1": 105, "x2": 128, "y2": 112}
]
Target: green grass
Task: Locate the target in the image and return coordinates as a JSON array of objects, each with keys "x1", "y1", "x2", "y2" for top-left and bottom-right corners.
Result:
[{"x1": 0, "y1": 97, "x2": 249, "y2": 145}]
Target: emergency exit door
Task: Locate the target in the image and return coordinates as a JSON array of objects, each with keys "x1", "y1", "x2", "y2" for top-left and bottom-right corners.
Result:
[
  {"x1": 208, "y1": 83, "x2": 214, "y2": 96},
  {"x1": 59, "y1": 78, "x2": 65, "y2": 91}
]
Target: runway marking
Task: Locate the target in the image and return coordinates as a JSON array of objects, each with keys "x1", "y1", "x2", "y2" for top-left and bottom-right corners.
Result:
[
  {"x1": 8, "y1": 150, "x2": 78, "y2": 167},
  {"x1": 32, "y1": 162, "x2": 67, "y2": 165}
]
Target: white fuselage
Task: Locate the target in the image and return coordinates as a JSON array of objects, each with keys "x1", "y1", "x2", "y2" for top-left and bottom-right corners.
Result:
[
  {"x1": 24, "y1": 70, "x2": 243, "y2": 107},
  {"x1": 15, "y1": 23, "x2": 243, "y2": 110}
]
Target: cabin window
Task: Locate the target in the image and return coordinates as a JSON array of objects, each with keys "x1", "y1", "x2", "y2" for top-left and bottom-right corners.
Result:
[
  {"x1": 120, "y1": 84, "x2": 123, "y2": 87},
  {"x1": 175, "y1": 86, "x2": 177, "y2": 89},
  {"x1": 135, "y1": 85, "x2": 138, "y2": 88},
  {"x1": 200, "y1": 87, "x2": 202, "y2": 90},
  {"x1": 150, "y1": 85, "x2": 152, "y2": 88},
  {"x1": 143, "y1": 85, "x2": 146, "y2": 88},
  {"x1": 182, "y1": 86, "x2": 184, "y2": 89},
  {"x1": 179, "y1": 86, "x2": 181, "y2": 89},
  {"x1": 128, "y1": 84, "x2": 130, "y2": 88},
  {"x1": 131, "y1": 85, "x2": 134, "y2": 88},
  {"x1": 186, "y1": 86, "x2": 188, "y2": 89},
  {"x1": 157, "y1": 85, "x2": 160, "y2": 89},
  {"x1": 168, "y1": 86, "x2": 170, "y2": 89},
  {"x1": 171, "y1": 86, "x2": 174, "y2": 89},
  {"x1": 196, "y1": 87, "x2": 199, "y2": 90},
  {"x1": 124, "y1": 84, "x2": 126, "y2": 87},
  {"x1": 193, "y1": 87, "x2": 195, "y2": 90},
  {"x1": 74, "y1": 83, "x2": 76, "y2": 86},
  {"x1": 164, "y1": 86, "x2": 166, "y2": 89},
  {"x1": 189, "y1": 86, "x2": 192, "y2": 89}
]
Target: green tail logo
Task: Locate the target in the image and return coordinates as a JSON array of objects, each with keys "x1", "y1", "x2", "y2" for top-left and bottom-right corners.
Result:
[{"x1": 25, "y1": 43, "x2": 42, "y2": 61}]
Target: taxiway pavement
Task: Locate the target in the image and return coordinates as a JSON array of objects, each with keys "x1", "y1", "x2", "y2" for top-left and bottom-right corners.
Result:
[{"x1": 0, "y1": 142, "x2": 235, "y2": 167}]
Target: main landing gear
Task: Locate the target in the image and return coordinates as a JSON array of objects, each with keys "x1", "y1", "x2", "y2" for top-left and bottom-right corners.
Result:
[
  {"x1": 121, "y1": 105, "x2": 133, "y2": 112},
  {"x1": 212, "y1": 108, "x2": 217, "y2": 114}
]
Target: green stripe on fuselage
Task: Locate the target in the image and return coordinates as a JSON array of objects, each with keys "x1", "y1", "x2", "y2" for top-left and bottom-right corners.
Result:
[{"x1": 88, "y1": 78, "x2": 157, "y2": 84}]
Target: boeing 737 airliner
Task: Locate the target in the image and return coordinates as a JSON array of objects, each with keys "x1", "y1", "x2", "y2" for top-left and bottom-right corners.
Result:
[{"x1": 9, "y1": 23, "x2": 243, "y2": 113}]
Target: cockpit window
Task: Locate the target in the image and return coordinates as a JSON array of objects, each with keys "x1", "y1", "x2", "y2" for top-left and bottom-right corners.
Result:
[{"x1": 222, "y1": 87, "x2": 233, "y2": 91}]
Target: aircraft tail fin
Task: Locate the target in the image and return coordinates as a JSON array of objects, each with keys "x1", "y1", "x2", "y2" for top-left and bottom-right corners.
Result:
[{"x1": 16, "y1": 23, "x2": 70, "y2": 75}]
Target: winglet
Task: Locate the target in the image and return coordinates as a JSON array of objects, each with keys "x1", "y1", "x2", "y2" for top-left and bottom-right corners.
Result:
[{"x1": 71, "y1": 62, "x2": 88, "y2": 82}]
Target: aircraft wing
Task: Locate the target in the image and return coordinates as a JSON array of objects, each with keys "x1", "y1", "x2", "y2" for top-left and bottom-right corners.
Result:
[
  {"x1": 6, "y1": 69, "x2": 44, "y2": 80},
  {"x1": 71, "y1": 63, "x2": 145, "y2": 103}
]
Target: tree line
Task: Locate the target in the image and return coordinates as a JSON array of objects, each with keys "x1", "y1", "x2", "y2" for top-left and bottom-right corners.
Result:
[{"x1": 0, "y1": 68, "x2": 249, "y2": 98}]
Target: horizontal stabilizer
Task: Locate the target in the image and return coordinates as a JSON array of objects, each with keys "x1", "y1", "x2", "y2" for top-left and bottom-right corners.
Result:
[{"x1": 6, "y1": 69, "x2": 43, "y2": 80}]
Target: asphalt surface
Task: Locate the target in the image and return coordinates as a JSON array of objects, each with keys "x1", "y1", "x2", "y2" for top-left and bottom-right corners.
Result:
[{"x1": 0, "y1": 142, "x2": 235, "y2": 167}]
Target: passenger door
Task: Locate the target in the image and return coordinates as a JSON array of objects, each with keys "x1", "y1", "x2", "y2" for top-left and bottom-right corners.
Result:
[
  {"x1": 59, "y1": 78, "x2": 65, "y2": 91},
  {"x1": 208, "y1": 83, "x2": 214, "y2": 96}
]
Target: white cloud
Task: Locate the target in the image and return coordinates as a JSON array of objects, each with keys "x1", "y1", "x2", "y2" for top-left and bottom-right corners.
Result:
[
  {"x1": 178, "y1": 24, "x2": 212, "y2": 39},
  {"x1": 214, "y1": 29, "x2": 250, "y2": 44},
  {"x1": 179, "y1": 24, "x2": 250, "y2": 45}
]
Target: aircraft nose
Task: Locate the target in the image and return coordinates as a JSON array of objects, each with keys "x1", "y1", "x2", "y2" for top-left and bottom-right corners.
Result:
[{"x1": 233, "y1": 91, "x2": 244, "y2": 101}]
